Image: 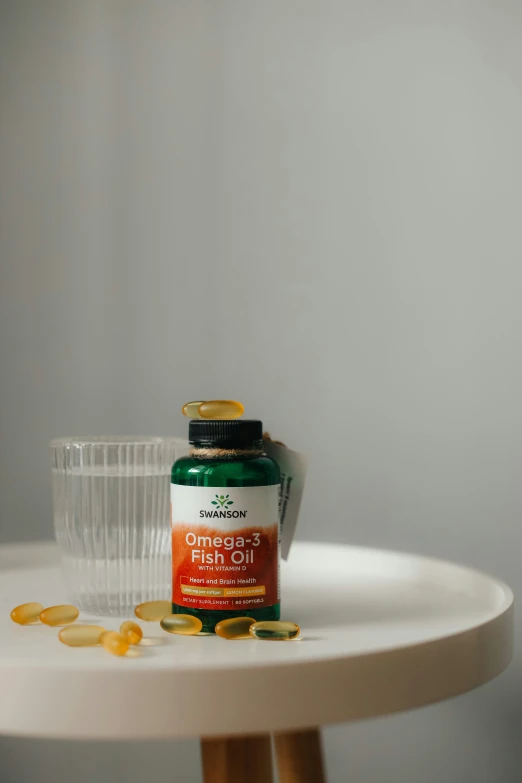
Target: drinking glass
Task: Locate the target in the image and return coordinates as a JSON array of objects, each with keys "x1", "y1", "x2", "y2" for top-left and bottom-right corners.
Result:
[{"x1": 50, "y1": 436, "x2": 187, "y2": 615}]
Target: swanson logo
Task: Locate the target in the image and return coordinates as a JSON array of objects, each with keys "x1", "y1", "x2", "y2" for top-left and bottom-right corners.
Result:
[
  {"x1": 200, "y1": 493, "x2": 245, "y2": 518},
  {"x1": 212, "y1": 494, "x2": 234, "y2": 508}
]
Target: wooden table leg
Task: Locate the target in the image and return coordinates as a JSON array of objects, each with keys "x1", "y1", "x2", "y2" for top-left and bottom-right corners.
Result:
[
  {"x1": 274, "y1": 728, "x2": 326, "y2": 783},
  {"x1": 201, "y1": 734, "x2": 274, "y2": 783}
]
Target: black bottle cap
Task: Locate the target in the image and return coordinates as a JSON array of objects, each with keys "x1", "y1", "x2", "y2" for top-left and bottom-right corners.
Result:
[{"x1": 189, "y1": 419, "x2": 263, "y2": 448}]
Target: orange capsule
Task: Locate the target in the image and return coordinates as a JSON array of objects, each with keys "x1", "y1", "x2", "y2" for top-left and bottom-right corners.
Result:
[
  {"x1": 134, "y1": 600, "x2": 172, "y2": 621},
  {"x1": 120, "y1": 620, "x2": 143, "y2": 645},
  {"x1": 10, "y1": 602, "x2": 44, "y2": 625},
  {"x1": 160, "y1": 614, "x2": 203, "y2": 635},
  {"x1": 198, "y1": 400, "x2": 244, "y2": 420},
  {"x1": 182, "y1": 401, "x2": 206, "y2": 419},
  {"x1": 59, "y1": 625, "x2": 105, "y2": 647},
  {"x1": 249, "y1": 621, "x2": 300, "y2": 640},
  {"x1": 100, "y1": 631, "x2": 129, "y2": 656},
  {"x1": 215, "y1": 617, "x2": 256, "y2": 640},
  {"x1": 40, "y1": 605, "x2": 79, "y2": 627}
]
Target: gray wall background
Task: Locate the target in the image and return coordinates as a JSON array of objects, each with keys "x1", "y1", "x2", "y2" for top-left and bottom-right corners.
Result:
[{"x1": 1, "y1": 0, "x2": 521, "y2": 781}]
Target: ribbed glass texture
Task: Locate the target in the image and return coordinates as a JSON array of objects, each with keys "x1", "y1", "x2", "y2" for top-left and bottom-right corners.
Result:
[{"x1": 50, "y1": 436, "x2": 184, "y2": 616}]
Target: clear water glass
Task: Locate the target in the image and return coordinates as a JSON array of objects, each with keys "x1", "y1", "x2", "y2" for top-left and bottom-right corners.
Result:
[{"x1": 50, "y1": 436, "x2": 186, "y2": 615}]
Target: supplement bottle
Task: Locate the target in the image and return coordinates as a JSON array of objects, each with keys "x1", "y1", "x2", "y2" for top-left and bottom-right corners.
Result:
[{"x1": 171, "y1": 419, "x2": 280, "y2": 633}]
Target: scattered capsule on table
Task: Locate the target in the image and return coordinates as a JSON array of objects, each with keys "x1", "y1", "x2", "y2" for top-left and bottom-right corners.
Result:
[
  {"x1": 198, "y1": 400, "x2": 245, "y2": 420},
  {"x1": 134, "y1": 600, "x2": 172, "y2": 621},
  {"x1": 160, "y1": 614, "x2": 203, "y2": 635},
  {"x1": 59, "y1": 625, "x2": 105, "y2": 647},
  {"x1": 215, "y1": 617, "x2": 256, "y2": 640},
  {"x1": 249, "y1": 621, "x2": 300, "y2": 641},
  {"x1": 100, "y1": 631, "x2": 130, "y2": 656},
  {"x1": 40, "y1": 605, "x2": 80, "y2": 627},
  {"x1": 182, "y1": 401, "x2": 206, "y2": 419},
  {"x1": 10, "y1": 602, "x2": 44, "y2": 625},
  {"x1": 120, "y1": 620, "x2": 143, "y2": 645},
  {"x1": 10, "y1": 602, "x2": 43, "y2": 625}
]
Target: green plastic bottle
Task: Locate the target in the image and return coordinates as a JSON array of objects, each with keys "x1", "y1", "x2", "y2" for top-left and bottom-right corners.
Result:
[{"x1": 171, "y1": 419, "x2": 281, "y2": 633}]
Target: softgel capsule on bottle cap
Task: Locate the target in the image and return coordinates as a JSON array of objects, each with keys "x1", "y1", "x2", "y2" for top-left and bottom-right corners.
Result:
[
  {"x1": 197, "y1": 400, "x2": 244, "y2": 420},
  {"x1": 182, "y1": 401, "x2": 206, "y2": 419}
]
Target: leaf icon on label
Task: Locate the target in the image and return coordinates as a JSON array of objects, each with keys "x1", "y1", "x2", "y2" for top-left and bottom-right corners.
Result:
[{"x1": 213, "y1": 493, "x2": 233, "y2": 508}]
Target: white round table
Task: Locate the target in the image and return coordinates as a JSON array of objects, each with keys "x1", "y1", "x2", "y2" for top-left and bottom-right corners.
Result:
[{"x1": 0, "y1": 541, "x2": 513, "y2": 783}]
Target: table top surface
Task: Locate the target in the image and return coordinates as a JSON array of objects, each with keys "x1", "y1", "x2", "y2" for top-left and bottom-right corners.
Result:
[{"x1": 0, "y1": 541, "x2": 513, "y2": 739}]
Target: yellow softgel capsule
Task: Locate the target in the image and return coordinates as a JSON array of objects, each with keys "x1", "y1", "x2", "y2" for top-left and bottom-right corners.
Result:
[
  {"x1": 59, "y1": 625, "x2": 105, "y2": 647},
  {"x1": 198, "y1": 400, "x2": 245, "y2": 420},
  {"x1": 160, "y1": 614, "x2": 203, "y2": 635},
  {"x1": 10, "y1": 602, "x2": 44, "y2": 625},
  {"x1": 215, "y1": 617, "x2": 256, "y2": 640},
  {"x1": 40, "y1": 605, "x2": 80, "y2": 627},
  {"x1": 249, "y1": 621, "x2": 300, "y2": 641},
  {"x1": 100, "y1": 631, "x2": 130, "y2": 656},
  {"x1": 134, "y1": 600, "x2": 172, "y2": 621},
  {"x1": 120, "y1": 620, "x2": 143, "y2": 645},
  {"x1": 182, "y1": 401, "x2": 206, "y2": 419}
]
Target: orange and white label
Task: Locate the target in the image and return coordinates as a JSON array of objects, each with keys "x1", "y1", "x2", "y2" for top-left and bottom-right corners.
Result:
[{"x1": 171, "y1": 484, "x2": 280, "y2": 611}]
